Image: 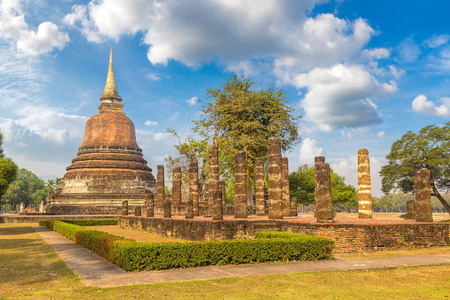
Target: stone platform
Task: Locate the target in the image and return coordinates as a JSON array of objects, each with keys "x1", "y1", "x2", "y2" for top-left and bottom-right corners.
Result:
[{"x1": 119, "y1": 215, "x2": 450, "y2": 253}]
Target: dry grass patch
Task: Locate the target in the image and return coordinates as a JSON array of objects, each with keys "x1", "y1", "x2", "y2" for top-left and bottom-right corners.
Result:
[
  {"x1": 0, "y1": 223, "x2": 82, "y2": 299},
  {"x1": 88, "y1": 225, "x2": 186, "y2": 243},
  {"x1": 337, "y1": 246, "x2": 450, "y2": 259}
]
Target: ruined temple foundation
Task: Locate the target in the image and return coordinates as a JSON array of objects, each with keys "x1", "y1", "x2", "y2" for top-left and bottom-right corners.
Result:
[
  {"x1": 268, "y1": 137, "x2": 283, "y2": 219},
  {"x1": 255, "y1": 161, "x2": 265, "y2": 216},
  {"x1": 414, "y1": 168, "x2": 433, "y2": 222},
  {"x1": 234, "y1": 150, "x2": 248, "y2": 218},
  {"x1": 315, "y1": 156, "x2": 334, "y2": 223},
  {"x1": 46, "y1": 49, "x2": 155, "y2": 214},
  {"x1": 358, "y1": 149, "x2": 373, "y2": 219}
]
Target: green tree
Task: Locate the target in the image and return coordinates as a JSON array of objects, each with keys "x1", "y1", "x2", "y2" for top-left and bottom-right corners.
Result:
[
  {"x1": 0, "y1": 131, "x2": 18, "y2": 206},
  {"x1": 289, "y1": 164, "x2": 357, "y2": 208},
  {"x1": 166, "y1": 75, "x2": 301, "y2": 200},
  {"x1": 2, "y1": 168, "x2": 48, "y2": 209},
  {"x1": 380, "y1": 122, "x2": 450, "y2": 214}
]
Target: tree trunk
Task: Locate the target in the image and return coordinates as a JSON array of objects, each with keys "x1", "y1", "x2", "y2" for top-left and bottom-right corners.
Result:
[{"x1": 430, "y1": 177, "x2": 450, "y2": 216}]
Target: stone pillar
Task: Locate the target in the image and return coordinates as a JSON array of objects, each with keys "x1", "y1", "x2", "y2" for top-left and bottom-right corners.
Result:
[
  {"x1": 234, "y1": 150, "x2": 248, "y2": 218},
  {"x1": 121, "y1": 201, "x2": 128, "y2": 216},
  {"x1": 146, "y1": 193, "x2": 154, "y2": 217},
  {"x1": 406, "y1": 200, "x2": 416, "y2": 220},
  {"x1": 282, "y1": 157, "x2": 291, "y2": 217},
  {"x1": 208, "y1": 144, "x2": 219, "y2": 216},
  {"x1": 414, "y1": 168, "x2": 433, "y2": 222},
  {"x1": 189, "y1": 160, "x2": 199, "y2": 216},
  {"x1": 315, "y1": 157, "x2": 334, "y2": 223},
  {"x1": 19, "y1": 202, "x2": 24, "y2": 213},
  {"x1": 39, "y1": 201, "x2": 44, "y2": 213},
  {"x1": 172, "y1": 166, "x2": 182, "y2": 205},
  {"x1": 268, "y1": 137, "x2": 283, "y2": 219},
  {"x1": 219, "y1": 180, "x2": 226, "y2": 206},
  {"x1": 358, "y1": 149, "x2": 372, "y2": 219},
  {"x1": 290, "y1": 197, "x2": 297, "y2": 216},
  {"x1": 135, "y1": 205, "x2": 141, "y2": 216},
  {"x1": 212, "y1": 191, "x2": 223, "y2": 220},
  {"x1": 203, "y1": 183, "x2": 209, "y2": 203},
  {"x1": 157, "y1": 165, "x2": 165, "y2": 212},
  {"x1": 164, "y1": 197, "x2": 171, "y2": 218},
  {"x1": 255, "y1": 161, "x2": 265, "y2": 216}
]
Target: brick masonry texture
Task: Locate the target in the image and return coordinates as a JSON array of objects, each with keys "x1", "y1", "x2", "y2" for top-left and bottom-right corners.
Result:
[
  {"x1": 268, "y1": 137, "x2": 283, "y2": 219},
  {"x1": 358, "y1": 149, "x2": 372, "y2": 219}
]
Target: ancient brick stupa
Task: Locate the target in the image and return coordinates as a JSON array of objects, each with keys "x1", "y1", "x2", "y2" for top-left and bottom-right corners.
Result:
[{"x1": 46, "y1": 49, "x2": 156, "y2": 214}]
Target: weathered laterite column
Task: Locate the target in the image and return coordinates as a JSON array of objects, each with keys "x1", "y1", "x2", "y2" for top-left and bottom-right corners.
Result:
[
  {"x1": 315, "y1": 156, "x2": 334, "y2": 223},
  {"x1": 406, "y1": 200, "x2": 416, "y2": 220},
  {"x1": 290, "y1": 197, "x2": 297, "y2": 216},
  {"x1": 146, "y1": 193, "x2": 154, "y2": 217},
  {"x1": 208, "y1": 144, "x2": 219, "y2": 216},
  {"x1": 164, "y1": 197, "x2": 171, "y2": 218},
  {"x1": 234, "y1": 150, "x2": 248, "y2": 218},
  {"x1": 219, "y1": 180, "x2": 226, "y2": 206},
  {"x1": 189, "y1": 159, "x2": 199, "y2": 216},
  {"x1": 268, "y1": 137, "x2": 283, "y2": 219},
  {"x1": 414, "y1": 168, "x2": 433, "y2": 222},
  {"x1": 134, "y1": 205, "x2": 141, "y2": 216},
  {"x1": 212, "y1": 190, "x2": 223, "y2": 220},
  {"x1": 255, "y1": 161, "x2": 265, "y2": 216},
  {"x1": 121, "y1": 200, "x2": 128, "y2": 216},
  {"x1": 358, "y1": 149, "x2": 372, "y2": 219},
  {"x1": 282, "y1": 157, "x2": 291, "y2": 217},
  {"x1": 19, "y1": 202, "x2": 24, "y2": 213},
  {"x1": 172, "y1": 166, "x2": 182, "y2": 205},
  {"x1": 39, "y1": 201, "x2": 44, "y2": 213},
  {"x1": 157, "y1": 165, "x2": 165, "y2": 213}
]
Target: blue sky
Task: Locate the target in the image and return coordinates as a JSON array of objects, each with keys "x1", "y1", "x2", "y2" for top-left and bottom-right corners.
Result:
[{"x1": 0, "y1": 0, "x2": 449, "y2": 196}]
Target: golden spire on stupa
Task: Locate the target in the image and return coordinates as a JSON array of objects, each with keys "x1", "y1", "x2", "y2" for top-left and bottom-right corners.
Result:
[{"x1": 99, "y1": 48, "x2": 122, "y2": 103}]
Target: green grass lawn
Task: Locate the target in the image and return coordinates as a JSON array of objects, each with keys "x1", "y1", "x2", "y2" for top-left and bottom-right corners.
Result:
[{"x1": 1, "y1": 223, "x2": 450, "y2": 299}]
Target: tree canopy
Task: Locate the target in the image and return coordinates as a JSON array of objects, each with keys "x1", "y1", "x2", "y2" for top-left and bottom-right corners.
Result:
[
  {"x1": 166, "y1": 75, "x2": 301, "y2": 200},
  {"x1": 1, "y1": 168, "x2": 49, "y2": 210},
  {"x1": 0, "y1": 131, "x2": 18, "y2": 202},
  {"x1": 380, "y1": 122, "x2": 450, "y2": 214},
  {"x1": 289, "y1": 164, "x2": 357, "y2": 209}
]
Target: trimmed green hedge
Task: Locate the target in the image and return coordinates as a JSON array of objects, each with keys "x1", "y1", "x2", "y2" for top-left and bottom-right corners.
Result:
[
  {"x1": 40, "y1": 219, "x2": 335, "y2": 271},
  {"x1": 61, "y1": 218, "x2": 118, "y2": 226}
]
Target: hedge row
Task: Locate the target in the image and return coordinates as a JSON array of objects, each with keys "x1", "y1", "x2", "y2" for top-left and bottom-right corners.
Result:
[
  {"x1": 61, "y1": 218, "x2": 118, "y2": 226},
  {"x1": 40, "y1": 220, "x2": 335, "y2": 271}
]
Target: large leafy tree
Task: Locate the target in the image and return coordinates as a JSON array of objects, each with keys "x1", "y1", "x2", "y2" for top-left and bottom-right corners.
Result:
[
  {"x1": 289, "y1": 164, "x2": 357, "y2": 208},
  {"x1": 380, "y1": 122, "x2": 450, "y2": 214},
  {"x1": 1, "y1": 168, "x2": 48, "y2": 209},
  {"x1": 0, "y1": 131, "x2": 18, "y2": 204},
  {"x1": 166, "y1": 75, "x2": 301, "y2": 199}
]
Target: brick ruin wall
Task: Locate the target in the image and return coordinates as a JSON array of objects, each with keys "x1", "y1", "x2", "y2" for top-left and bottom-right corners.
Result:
[{"x1": 119, "y1": 216, "x2": 450, "y2": 253}]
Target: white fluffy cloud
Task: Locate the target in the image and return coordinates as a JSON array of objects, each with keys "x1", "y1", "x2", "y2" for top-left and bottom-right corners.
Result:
[
  {"x1": 145, "y1": 120, "x2": 158, "y2": 126},
  {"x1": 0, "y1": 1, "x2": 69, "y2": 55},
  {"x1": 186, "y1": 96, "x2": 198, "y2": 106},
  {"x1": 293, "y1": 64, "x2": 397, "y2": 132},
  {"x1": 425, "y1": 34, "x2": 450, "y2": 48},
  {"x1": 63, "y1": 1, "x2": 397, "y2": 132},
  {"x1": 299, "y1": 138, "x2": 323, "y2": 166},
  {"x1": 412, "y1": 95, "x2": 450, "y2": 117}
]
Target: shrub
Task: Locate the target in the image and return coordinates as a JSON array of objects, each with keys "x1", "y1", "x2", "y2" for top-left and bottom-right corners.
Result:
[
  {"x1": 61, "y1": 218, "x2": 118, "y2": 226},
  {"x1": 75, "y1": 229, "x2": 130, "y2": 259}
]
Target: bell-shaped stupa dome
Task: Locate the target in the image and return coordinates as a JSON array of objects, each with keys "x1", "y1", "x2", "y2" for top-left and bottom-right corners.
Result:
[{"x1": 47, "y1": 49, "x2": 155, "y2": 215}]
